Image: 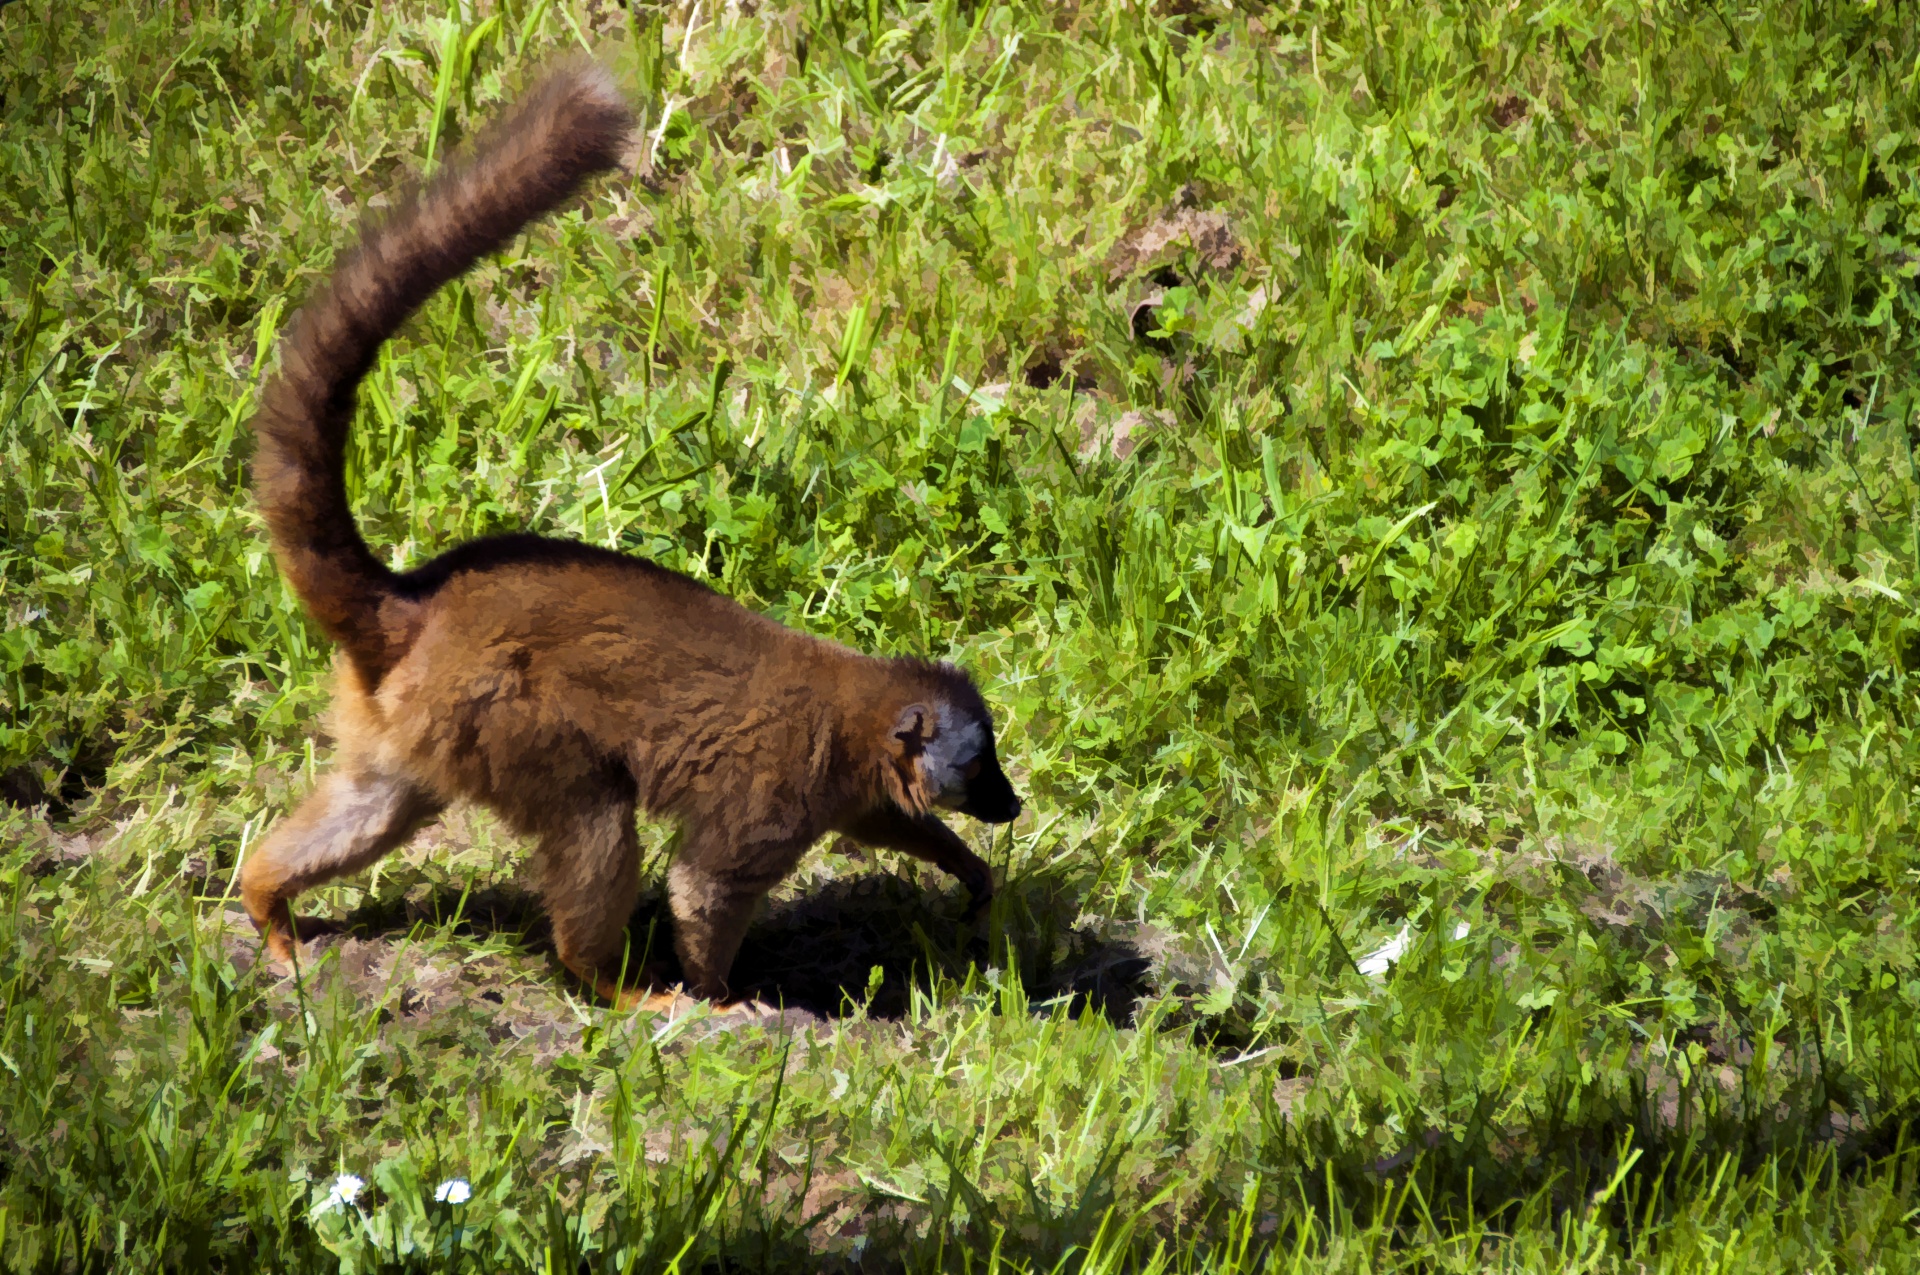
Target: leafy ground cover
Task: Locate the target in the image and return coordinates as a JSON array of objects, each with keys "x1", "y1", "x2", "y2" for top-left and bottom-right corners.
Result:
[{"x1": 7, "y1": 0, "x2": 1920, "y2": 1268}]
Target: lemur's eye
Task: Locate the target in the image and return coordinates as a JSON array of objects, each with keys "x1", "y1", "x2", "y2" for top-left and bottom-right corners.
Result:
[{"x1": 962, "y1": 758, "x2": 983, "y2": 781}]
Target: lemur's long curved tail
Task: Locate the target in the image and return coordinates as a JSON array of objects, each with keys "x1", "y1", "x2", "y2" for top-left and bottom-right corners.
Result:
[{"x1": 252, "y1": 62, "x2": 632, "y2": 685}]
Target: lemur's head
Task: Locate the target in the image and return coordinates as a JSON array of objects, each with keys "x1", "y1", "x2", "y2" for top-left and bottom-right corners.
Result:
[{"x1": 882, "y1": 663, "x2": 1021, "y2": 824}]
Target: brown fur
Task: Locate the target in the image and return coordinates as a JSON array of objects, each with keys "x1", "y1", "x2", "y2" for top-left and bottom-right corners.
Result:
[{"x1": 241, "y1": 64, "x2": 1021, "y2": 1006}]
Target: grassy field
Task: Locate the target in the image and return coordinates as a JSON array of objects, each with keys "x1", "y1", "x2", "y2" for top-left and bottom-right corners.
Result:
[{"x1": 7, "y1": 0, "x2": 1920, "y2": 1268}]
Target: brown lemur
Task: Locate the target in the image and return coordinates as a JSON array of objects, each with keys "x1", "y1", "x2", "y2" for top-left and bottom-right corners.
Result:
[{"x1": 241, "y1": 62, "x2": 1021, "y2": 1009}]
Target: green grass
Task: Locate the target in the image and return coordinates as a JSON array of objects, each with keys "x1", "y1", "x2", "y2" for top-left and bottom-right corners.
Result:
[{"x1": 7, "y1": 0, "x2": 1920, "y2": 1268}]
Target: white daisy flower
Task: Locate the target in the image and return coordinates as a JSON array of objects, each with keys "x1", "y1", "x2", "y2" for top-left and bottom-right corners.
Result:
[
  {"x1": 1356, "y1": 926, "x2": 1411, "y2": 978},
  {"x1": 317, "y1": 1172, "x2": 365, "y2": 1213},
  {"x1": 435, "y1": 1178, "x2": 472, "y2": 1205}
]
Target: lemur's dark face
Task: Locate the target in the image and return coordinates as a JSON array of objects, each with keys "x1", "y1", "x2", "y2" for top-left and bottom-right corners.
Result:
[{"x1": 920, "y1": 701, "x2": 1022, "y2": 825}]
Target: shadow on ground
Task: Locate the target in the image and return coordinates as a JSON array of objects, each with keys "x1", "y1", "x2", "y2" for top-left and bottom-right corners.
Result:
[
  {"x1": 728, "y1": 871, "x2": 1151, "y2": 1023},
  {"x1": 327, "y1": 864, "x2": 1152, "y2": 1026}
]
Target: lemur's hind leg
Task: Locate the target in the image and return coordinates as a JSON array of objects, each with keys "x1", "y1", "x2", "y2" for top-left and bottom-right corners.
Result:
[
  {"x1": 242, "y1": 766, "x2": 445, "y2": 963},
  {"x1": 534, "y1": 794, "x2": 649, "y2": 1004},
  {"x1": 665, "y1": 831, "x2": 810, "y2": 1007},
  {"x1": 664, "y1": 862, "x2": 762, "y2": 1002}
]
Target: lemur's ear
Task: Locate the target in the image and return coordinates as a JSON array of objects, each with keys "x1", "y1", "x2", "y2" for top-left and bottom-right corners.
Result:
[
  {"x1": 883, "y1": 703, "x2": 935, "y2": 813},
  {"x1": 890, "y1": 704, "x2": 932, "y2": 753}
]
